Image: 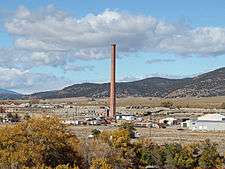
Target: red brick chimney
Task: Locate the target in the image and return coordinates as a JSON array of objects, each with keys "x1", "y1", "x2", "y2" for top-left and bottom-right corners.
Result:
[{"x1": 109, "y1": 44, "x2": 116, "y2": 117}]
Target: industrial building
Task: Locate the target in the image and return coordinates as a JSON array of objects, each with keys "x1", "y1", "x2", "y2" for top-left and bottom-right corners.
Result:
[
  {"x1": 159, "y1": 117, "x2": 177, "y2": 126},
  {"x1": 182, "y1": 113, "x2": 225, "y2": 131},
  {"x1": 116, "y1": 114, "x2": 136, "y2": 121}
]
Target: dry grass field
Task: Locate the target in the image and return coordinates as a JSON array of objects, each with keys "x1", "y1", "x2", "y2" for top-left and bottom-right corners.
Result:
[
  {"x1": 38, "y1": 96, "x2": 225, "y2": 109},
  {"x1": 70, "y1": 125, "x2": 225, "y2": 153},
  {"x1": 116, "y1": 96, "x2": 225, "y2": 109},
  {"x1": 5, "y1": 96, "x2": 225, "y2": 109}
]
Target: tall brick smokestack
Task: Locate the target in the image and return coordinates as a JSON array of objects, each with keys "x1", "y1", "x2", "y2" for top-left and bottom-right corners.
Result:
[{"x1": 110, "y1": 44, "x2": 116, "y2": 117}]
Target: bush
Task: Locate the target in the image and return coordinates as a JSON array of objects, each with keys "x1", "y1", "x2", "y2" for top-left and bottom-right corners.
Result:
[
  {"x1": 161, "y1": 101, "x2": 174, "y2": 108},
  {"x1": 6, "y1": 112, "x2": 20, "y2": 122},
  {"x1": 220, "y1": 102, "x2": 225, "y2": 109},
  {"x1": 91, "y1": 129, "x2": 101, "y2": 137}
]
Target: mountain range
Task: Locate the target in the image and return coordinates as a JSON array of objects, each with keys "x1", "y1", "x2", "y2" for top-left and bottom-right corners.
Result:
[
  {"x1": 0, "y1": 89, "x2": 23, "y2": 100},
  {"x1": 1, "y1": 67, "x2": 225, "y2": 99},
  {"x1": 27, "y1": 67, "x2": 225, "y2": 99}
]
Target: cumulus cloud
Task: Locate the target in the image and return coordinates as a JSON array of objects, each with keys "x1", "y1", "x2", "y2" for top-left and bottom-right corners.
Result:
[
  {"x1": 146, "y1": 58, "x2": 175, "y2": 64},
  {"x1": 3, "y1": 6, "x2": 225, "y2": 69},
  {"x1": 1, "y1": 5, "x2": 225, "y2": 93},
  {"x1": 0, "y1": 67, "x2": 69, "y2": 94},
  {"x1": 0, "y1": 49, "x2": 32, "y2": 69},
  {"x1": 0, "y1": 48, "x2": 68, "y2": 69},
  {"x1": 5, "y1": 5, "x2": 225, "y2": 60}
]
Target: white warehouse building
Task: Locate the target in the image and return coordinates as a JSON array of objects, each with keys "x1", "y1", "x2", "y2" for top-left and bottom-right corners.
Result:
[
  {"x1": 183, "y1": 114, "x2": 225, "y2": 131},
  {"x1": 116, "y1": 114, "x2": 136, "y2": 121}
]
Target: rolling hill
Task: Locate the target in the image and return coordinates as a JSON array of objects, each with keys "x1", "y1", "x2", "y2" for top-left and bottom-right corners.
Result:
[
  {"x1": 0, "y1": 89, "x2": 23, "y2": 99},
  {"x1": 27, "y1": 67, "x2": 225, "y2": 99}
]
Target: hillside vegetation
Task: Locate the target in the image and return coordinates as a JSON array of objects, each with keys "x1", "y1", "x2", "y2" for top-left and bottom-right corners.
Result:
[{"x1": 28, "y1": 67, "x2": 225, "y2": 99}]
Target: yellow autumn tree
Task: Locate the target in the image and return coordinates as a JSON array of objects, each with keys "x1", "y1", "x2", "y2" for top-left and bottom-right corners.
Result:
[
  {"x1": 55, "y1": 164, "x2": 79, "y2": 169},
  {"x1": 98, "y1": 128, "x2": 135, "y2": 168},
  {"x1": 100, "y1": 128, "x2": 130, "y2": 148},
  {"x1": 90, "y1": 158, "x2": 113, "y2": 169},
  {"x1": 0, "y1": 117, "x2": 83, "y2": 169}
]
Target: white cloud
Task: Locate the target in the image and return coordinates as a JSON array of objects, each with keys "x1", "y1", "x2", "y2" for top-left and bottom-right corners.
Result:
[
  {"x1": 15, "y1": 38, "x2": 65, "y2": 51},
  {"x1": 64, "y1": 64, "x2": 94, "y2": 72},
  {"x1": 15, "y1": 6, "x2": 31, "y2": 19},
  {"x1": 119, "y1": 76, "x2": 140, "y2": 82},
  {"x1": 0, "y1": 48, "x2": 28, "y2": 69},
  {"x1": 146, "y1": 59, "x2": 175, "y2": 64},
  {"x1": 5, "y1": 5, "x2": 225, "y2": 60},
  {"x1": 0, "y1": 67, "x2": 69, "y2": 94},
  {"x1": 1, "y1": 5, "x2": 225, "y2": 93},
  {"x1": 146, "y1": 73, "x2": 193, "y2": 79}
]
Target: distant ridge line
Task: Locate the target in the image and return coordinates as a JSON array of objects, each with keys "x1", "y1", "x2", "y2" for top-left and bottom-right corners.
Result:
[{"x1": 25, "y1": 67, "x2": 225, "y2": 99}]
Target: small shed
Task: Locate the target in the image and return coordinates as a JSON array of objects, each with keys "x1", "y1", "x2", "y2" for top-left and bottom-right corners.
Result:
[
  {"x1": 181, "y1": 120, "x2": 191, "y2": 128},
  {"x1": 159, "y1": 117, "x2": 177, "y2": 126}
]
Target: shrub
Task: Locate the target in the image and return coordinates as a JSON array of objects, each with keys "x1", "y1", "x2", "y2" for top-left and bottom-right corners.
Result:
[
  {"x1": 220, "y1": 102, "x2": 225, "y2": 109},
  {"x1": 160, "y1": 101, "x2": 174, "y2": 108},
  {"x1": 91, "y1": 129, "x2": 101, "y2": 137}
]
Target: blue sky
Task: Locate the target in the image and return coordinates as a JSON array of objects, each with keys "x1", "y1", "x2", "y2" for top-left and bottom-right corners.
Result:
[{"x1": 0, "y1": 0, "x2": 225, "y2": 93}]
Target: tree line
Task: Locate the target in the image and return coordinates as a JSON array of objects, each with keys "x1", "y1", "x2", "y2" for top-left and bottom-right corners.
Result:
[{"x1": 0, "y1": 117, "x2": 223, "y2": 169}]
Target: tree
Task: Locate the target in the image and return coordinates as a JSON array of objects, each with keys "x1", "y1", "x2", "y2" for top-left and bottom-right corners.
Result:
[
  {"x1": 138, "y1": 139, "x2": 163, "y2": 168},
  {"x1": 55, "y1": 164, "x2": 79, "y2": 169},
  {"x1": 119, "y1": 122, "x2": 136, "y2": 138},
  {"x1": 0, "y1": 117, "x2": 84, "y2": 168},
  {"x1": 159, "y1": 143, "x2": 202, "y2": 169},
  {"x1": 161, "y1": 143, "x2": 182, "y2": 169},
  {"x1": 81, "y1": 138, "x2": 122, "y2": 169},
  {"x1": 90, "y1": 158, "x2": 113, "y2": 169},
  {"x1": 198, "y1": 139, "x2": 222, "y2": 168},
  {"x1": 173, "y1": 144, "x2": 199, "y2": 169},
  {"x1": 99, "y1": 128, "x2": 136, "y2": 168}
]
